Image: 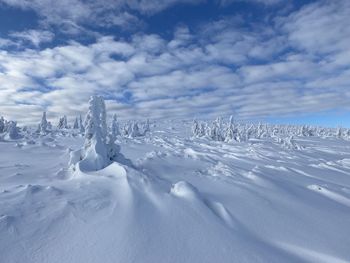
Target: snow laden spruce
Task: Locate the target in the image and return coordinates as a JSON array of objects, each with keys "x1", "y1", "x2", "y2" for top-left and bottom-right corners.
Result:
[{"x1": 69, "y1": 96, "x2": 122, "y2": 171}]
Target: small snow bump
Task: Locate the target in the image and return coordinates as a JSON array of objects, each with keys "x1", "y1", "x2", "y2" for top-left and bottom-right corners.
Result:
[
  {"x1": 184, "y1": 148, "x2": 198, "y2": 159},
  {"x1": 308, "y1": 184, "x2": 322, "y2": 191},
  {"x1": 25, "y1": 184, "x2": 43, "y2": 194},
  {"x1": 170, "y1": 181, "x2": 200, "y2": 199}
]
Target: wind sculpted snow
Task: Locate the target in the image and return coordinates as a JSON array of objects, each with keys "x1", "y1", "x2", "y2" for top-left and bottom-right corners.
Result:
[{"x1": 0, "y1": 121, "x2": 350, "y2": 263}]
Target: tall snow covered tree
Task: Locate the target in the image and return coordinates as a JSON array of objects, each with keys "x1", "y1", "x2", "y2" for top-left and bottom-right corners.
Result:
[
  {"x1": 208, "y1": 117, "x2": 224, "y2": 141},
  {"x1": 130, "y1": 122, "x2": 140, "y2": 138},
  {"x1": 84, "y1": 96, "x2": 103, "y2": 147},
  {"x1": 57, "y1": 116, "x2": 68, "y2": 129},
  {"x1": 39, "y1": 112, "x2": 48, "y2": 133},
  {"x1": 63, "y1": 115, "x2": 68, "y2": 129},
  {"x1": 224, "y1": 116, "x2": 237, "y2": 142},
  {"x1": 256, "y1": 122, "x2": 264, "y2": 139},
  {"x1": 0, "y1": 117, "x2": 5, "y2": 133},
  {"x1": 143, "y1": 119, "x2": 150, "y2": 135},
  {"x1": 73, "y1": 117, "x2": 79, "y2": 129},
  {"x1": 111, "y1": 114, "x2": 120, "y2": 140},
  {"x1": 70, "y1": 95, "x2": 121, "y2": 171},
  {"x1": 192, "y1": 119, "x2": 200, "y2": 137},
  {"x1": 79, "y1": 115, "x2": 85, "y2": 133},
  {"x1": 191, "y1": 119, "x2": 205, "y2": 138},
  {"x1": 336, "y1": 127, "x2": 342, "y2": 138},
  {"x1": 99, "y1": 98, "x2": 108, "y2": 141}
]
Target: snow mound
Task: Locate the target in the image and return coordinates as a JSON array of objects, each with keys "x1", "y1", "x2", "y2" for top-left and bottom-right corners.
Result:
[
  {"x1": 170, "y1": 181, "x2": 199, "y2": 199},
  {"x1": 171, "y1": 181, "x2": 236, "y2": 228}
]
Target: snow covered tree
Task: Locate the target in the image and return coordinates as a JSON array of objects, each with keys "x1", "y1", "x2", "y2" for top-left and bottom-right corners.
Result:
[
  {"x1": 130, "y1": 122, "x2": 140, "y2": 138},
  {"x1": 84, "y1": 96, "x2": 105, "y2": 146},
  {"x1": 245, "y1": 124, "x2": 254, "y2": 141},
  {"x1": 7, "y1": 121, "x2": 19, "y2": 139},
  {"x1": 64, "y1": 115, "x2": 68, "y2": 129},
  {"x1": 57, "y1": 117, "x2": 64, "y2": 129},
  {"x1": 300, "y1": 125, "x2": 313, "y2": 137},
  {"x1": 346, "y1": 129, "x2": 350, "y2": 139},
  {"x1": 57, "y1": 116, "x2": 68, "y2": 129},
  {"x1": 0, "y1": 116, "x2": 5, "y2": 133},
  {"x1": 143, "y1": 119, "x2": 150, "y2": 135},
  {"x1": 73, "y1": 117, "x2": 79, "y2": 129},
  {"x1": 39, "y1": 111, "x2": 48, "y2": 133},
  {"x1": 224, "y1": 115, "x2": 237, "y2": 141},
  {"x1": 99, "y1": 98, "x2": 108, "y2": 141},
  {"x1": 111, "y1": 114, "x2": 120, "y2": 140},
  {"x1": 208, "y1": 117, "x2": 224, "y2": 141},
  {"x1": 192, "y1": 119, "x2": 200, "y2": 137},
  {"x1": 79, "y1": 115, "x2": 85, "y2": 133},
  {"x1": 257, "y1": 122, "x2": 265, "y2": 139},
  {"x1": 122, "y1": 122, "x2": 131, "y2": 136},
  {"x1": 121, "y1": 121, "x2": 144, "y2": 138},
  {"x1": 336, "y1": 127, "x2": 342, "y2": 138},
  {"x1": 191, "y1": 119, "x2": 205, "y2": 138},
  {"x1": 69, "y1": 95, "x2": 121, "y2": 171}
]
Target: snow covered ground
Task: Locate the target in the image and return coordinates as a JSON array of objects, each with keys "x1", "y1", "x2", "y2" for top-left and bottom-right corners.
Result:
[{"x1": 1, "y1": 120, "x2": 350, "y2": 263}]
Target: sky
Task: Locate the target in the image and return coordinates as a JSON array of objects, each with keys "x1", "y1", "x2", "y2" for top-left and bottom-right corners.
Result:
[{"x1": 0, "y1": 0, "x2": 349, "y2": 127}]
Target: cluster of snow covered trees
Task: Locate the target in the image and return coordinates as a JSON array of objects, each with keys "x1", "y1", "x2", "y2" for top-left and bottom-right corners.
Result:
[
  {"x1": 1, "y1": 99, "x2": 151, "y2": 145},
  {"x1": 121, "y1": 119, "x2": 150, "y2": 138},
  {"x1": 192, "y1": 117, "x2": 350, "y2": 148},
  {"x1": 192, "y1": 116, "x2": 258, "y2": 142},
  {"x1": 37, "y1": 113, "x2": 83, "y2": 133},
  {"x1": 0, "y1": 117, "x2": 21, "y2": 140},
  {"x1": 34, "y1": 110, "x2": 150, "y2": 138}
]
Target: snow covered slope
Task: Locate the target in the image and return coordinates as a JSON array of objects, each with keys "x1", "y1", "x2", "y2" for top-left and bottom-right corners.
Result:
[{"x1": 1, "y1": 121, "x2": 350, "y2": 263}]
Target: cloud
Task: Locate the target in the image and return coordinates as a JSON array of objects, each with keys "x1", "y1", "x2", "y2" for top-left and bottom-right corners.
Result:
[
  {"x1": 218, "y1": 0, "x2": 284, "y2": 7},
  {"x1": 0, "y1": 0, "x2": 350, "y2": 125},
  {"x1": 281, "y1": 0, "x2": 350, "y2": 54},
  {"x1": 126, "y1": 0, "x2": 204, "y2": 15},
  {"x1": 0, "y1": 0, "x2": 201, "y2": 30},
  {"x1": 9, "y1": 29, "x2": 54, "y2": 47},
  {"x1": 0, "y1": 38, "x2": 17, "y2": 48}
]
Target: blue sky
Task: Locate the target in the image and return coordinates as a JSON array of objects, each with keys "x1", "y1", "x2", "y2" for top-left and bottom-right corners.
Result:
[{"x1": 0, "y1": 0, "x2": 349, "y2": 127}]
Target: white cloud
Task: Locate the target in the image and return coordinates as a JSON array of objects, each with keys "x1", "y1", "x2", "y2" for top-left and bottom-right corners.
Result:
[
  {"x1": 281, "y1": 0, "x2": 350, "y2": 54},
  {"x1": 0, "y1": 0, "x2": 350, "y2": 125},
  {"x1": 0, "y1": 0, "x2": 201, "y2": 30},
  {"x1": 126, "y1": 0, "x2": 204, "y2": 15},
  {"x1": 0, "y1": 38, "x2": 17, "y2": 48},
  {"x1": 219, "y1": 0, "x2": 284, "y2": 7},
  {"x1": 9, "y1": 29, "x2": 54, "y2": 47}
]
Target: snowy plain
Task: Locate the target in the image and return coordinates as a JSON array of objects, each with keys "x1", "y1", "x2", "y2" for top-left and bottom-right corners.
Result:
[{"x1": 1, "y1": 120, "x2": 350, "y2": 263}]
